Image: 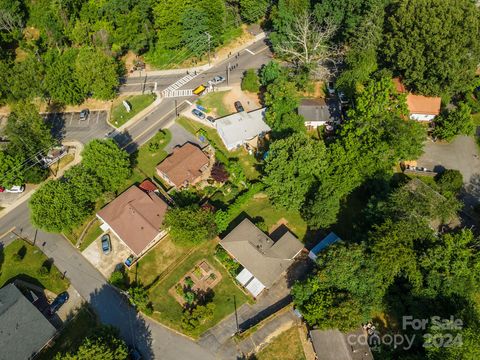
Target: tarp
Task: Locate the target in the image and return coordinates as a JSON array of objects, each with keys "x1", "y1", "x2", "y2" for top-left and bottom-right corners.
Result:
[{"x1": 309, "y1": 232, "x2": 340, "y2": 261}]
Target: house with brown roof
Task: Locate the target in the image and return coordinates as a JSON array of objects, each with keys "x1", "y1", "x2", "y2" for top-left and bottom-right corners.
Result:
[
  {"x1": 394, "y1": 78, "x2": 441, "y2": 122},
  {"x1": 96, "y1": 185, "x2": 168, "y2": 256},
  {"x1": 156, "y1": 143, "x2": 210, "y2": 189},
  {"x1": 220, "y1": 219, "x2": 304, "y2": 297}
]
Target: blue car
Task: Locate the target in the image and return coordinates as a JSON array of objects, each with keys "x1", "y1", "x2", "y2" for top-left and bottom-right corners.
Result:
[
  {"x1": 101, "y1": 234, "x2": 111, "y2": 255},
  {"x1": 48, "y1": 292, "x2": 69, "y2": 316},
  {"x1": 125, "y1": 255, "x2": 135, "y2": 267},
  {"x1": 192, "y1": 108, "x2": 206, "y2": 120}
]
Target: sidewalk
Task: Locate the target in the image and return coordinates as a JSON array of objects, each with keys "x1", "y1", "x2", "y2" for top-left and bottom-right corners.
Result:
[
  {"x1": 128, "y1": 32, "x2": 266, "y2": 77},
  {"x1": 117, "y1": 96, "x2": 163, "y2": 132}
]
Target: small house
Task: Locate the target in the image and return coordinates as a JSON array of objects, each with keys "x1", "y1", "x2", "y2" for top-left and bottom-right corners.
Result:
[
  {"x1": 298, "y1": 98, "x2": 342, "y2": 129},
  {"x1": 394, "y1": 78, "x2": 441, "y2": 122}
]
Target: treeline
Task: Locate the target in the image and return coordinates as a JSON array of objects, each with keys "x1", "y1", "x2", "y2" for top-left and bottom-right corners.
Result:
[{"x1": 0, "y1": 0, "x2": 270, "y2": 105}]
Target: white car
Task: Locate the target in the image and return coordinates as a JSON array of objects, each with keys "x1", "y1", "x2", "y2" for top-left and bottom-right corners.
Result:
[
  {"x1": 327, "y1": 81, "x2": 335, "y2": 95},
  {"x1": 208, "y1": 76, "x2": 225, "y2": 85},
  {"x1": 5, "y1": 185, "x2": 25, "y2": 193}
]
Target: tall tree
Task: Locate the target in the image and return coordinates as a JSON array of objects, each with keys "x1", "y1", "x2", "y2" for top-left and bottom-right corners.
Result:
[
  {"x1": 240, "y1": 0, "x2": 269, "y2": 23},
  {"x1": 383, "y1": 0, "x2": 480, "y2": 96},
  {"x1": 0, "y1": 150, "x2": 25, "y2": 188},
  {"x1": 81, "y1": 139, "x2": 131, "y2": 191}
]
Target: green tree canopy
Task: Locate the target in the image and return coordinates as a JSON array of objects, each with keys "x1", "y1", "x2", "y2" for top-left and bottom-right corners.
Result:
[
  {"x1": 164, "y1": 205, "x2": 217, "y2": 246},
  {"x1": 0, "y1": 151, "x2": 25, "y2": 188},
  {"x1": 383, "y1": 0, "x2": 480, "y2": 96},
  {"x1": 240, "y1": 0, "x2": 269, "y2": 23},
  {"x1": 432, "y1": 102, "x2": 474, "y2": 141},
  {"x1": 81, "y1": 139, "x2": 131, "y2": 191}
]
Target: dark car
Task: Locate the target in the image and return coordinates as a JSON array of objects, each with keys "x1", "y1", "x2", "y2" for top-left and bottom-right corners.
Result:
[
  {"x1": 48, "y1": 292, "x2": 69, "y2": 316},
  {"x1": 207, "y1": 116, "x2": 215, "y2": 124},
  {"x1": 101, "y1": 234, "x2": 111, "y2": 255},
  {"x1": 79, "y1": 109, "x2": 90, "y2": 120},
  {"x1": 234, "y1": 101, "x2": 244, "y2": 112},
  {"x1": 191, "y1": 108, "x2": 206, "y2": 120},
  {"x1": 125, "y1": 255, "x2": 135, "y2": 267}
]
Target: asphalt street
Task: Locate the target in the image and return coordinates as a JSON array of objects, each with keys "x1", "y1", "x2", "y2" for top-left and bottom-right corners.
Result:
[{"x1": 0, "y1": 37, "x2": 272, "y2": 359}]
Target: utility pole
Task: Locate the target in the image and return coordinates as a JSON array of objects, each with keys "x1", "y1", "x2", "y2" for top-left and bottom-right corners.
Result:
[
  {"x1": 227, "y1": 62, "x2": 230, "y2": 85},
  {"x1": 205, "y1": 32, "x2": 212, "y2": 66}
]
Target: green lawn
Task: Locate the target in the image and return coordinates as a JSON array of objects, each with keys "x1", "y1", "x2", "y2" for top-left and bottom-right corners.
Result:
[
  {"x1": 472, "y1": 112, "x2": 480, "y2": 126},
  {"x1": 0, "y1": 239, "x2": 70, "y2": 294},
  {"x1": 79, "y1": 220, "x2": 103, "y2": 251},
  {"x1": 110, "y1": 94, "x2": 156, "y2": 128},
  {"x1": 254, "y1": 326, "x2": 306, "y2": 360},
  {"x1": 240, "y1": 197, "x2": 308, "y2": 241},
  {"x1": 135, "y1": 129, "x2": 172, "y2": 177},
  {"x1": 197, "y1": 91, "x2": 231, "y2": 117},
  {"x1": 147, "y1": 239, "x2": 249, "y2": 338},
  {"x1": 176, "y1": 117, "x2": 261, "y2": 180},
  {"x1": 37, "y1": 306, "x2": 97, "y2": 359}
]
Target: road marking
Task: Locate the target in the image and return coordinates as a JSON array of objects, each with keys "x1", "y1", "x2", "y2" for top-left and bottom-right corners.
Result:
[
  {"x1": 96, "y1": 111, "x2": 100, "y2": 124},
  {"x1": 245, "y1": 48, "x2": 255, "y2": 55},
  {"x1": 185, "y1": 100, "x2": 193, "y2": 106},
  {"x1": 0, "y1": 226, "x2": 16, "y2": 241},
  {"x1": 69, "y1": 112, "x2": 74, "y2": 125}
]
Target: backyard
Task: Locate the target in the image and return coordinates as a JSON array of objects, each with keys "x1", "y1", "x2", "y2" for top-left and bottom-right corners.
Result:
[
  {"x1": 110, "y1": 94, "x2": 156, "y2": 128},
  {"x1": 134, "y1": 129, "x2": 172, "y2": 178},
  {"x1": 253, "y1": 326, "x2": 306, "y2": 360},
  {"x1": 0, "y1": 239, "x2": 70, "y2": 294},
  {"x1": 197, "y1": 91, "x2": 230, "y2": 117},
  {"x1": 145, "y1": 239, "x2": 250, "y2": 338}
]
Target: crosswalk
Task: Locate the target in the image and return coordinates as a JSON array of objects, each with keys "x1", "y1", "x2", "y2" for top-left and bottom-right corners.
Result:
[
  {"x1": 162, "y1": 89, "x2": 194, "y2": 98},
  {"x1": 162, "y1": 74, "x2": 197, "y2": 95}
]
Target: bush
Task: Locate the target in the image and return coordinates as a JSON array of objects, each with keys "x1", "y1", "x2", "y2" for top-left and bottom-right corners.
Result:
[
  {"x1": 37, "y1": 265, "x2": 49, "y2": 276},
  {"x1": 148, "y1": 130, "x2": 167, "y2": 152},
  {"x1": 215, "y1": 245, "x2": 241, "y2": 276},
  {"x1": 241, "y1": 69, "x2": 260, "y2": 93},
  {"x1": 109, "y1": 270, "x2": 127, "y2": 290},
  {"x1": 24, "y1": 165, "x2": 48, "y2": 184},
  {"x1": 211, "y1": 162, "x2": 229, "y2": 182},
  {"x1": 436, "y1": 169, "x2": 464, "y2": 195},
  {"x1": 433, "y1": 103, "x2": 474, "y2": 141},
  {"x1": 184, "y1": 276, "x2": 194, "y2": 288},
  {"x1": 128, "y1": 285, "x2": 153, "y2": 314},
  {"x1": 181, "y1": 303, "x2": 215, "y2": 330},
  {"x1": 184, "y1": 290, "x2": 196, "y2": 304}
]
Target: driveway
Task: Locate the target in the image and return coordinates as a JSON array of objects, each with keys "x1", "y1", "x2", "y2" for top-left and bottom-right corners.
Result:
[
  {"x1": 44, "y1": 111, "x2": 112, "y2": 144},
  {"x1": 82, "y1": 233, "x2": 131, "y2": 278},
  {"x1": 166, "y1": 122, "x2": 205, "y2": 152}
]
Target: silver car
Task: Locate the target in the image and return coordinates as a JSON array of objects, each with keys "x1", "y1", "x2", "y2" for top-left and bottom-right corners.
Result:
[{"x1": 208, "y1": 76, "x2": 225, "y2": 85}]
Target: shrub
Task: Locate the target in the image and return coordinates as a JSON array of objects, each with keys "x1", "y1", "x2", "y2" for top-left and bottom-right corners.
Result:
[
  {"x1": 24, "y1": 165, "x2": 48, "y2": 184},
  {"x1": 181, "y1": 303, "x2": 216, "y2": 330},
  {"x1": 433, "y1": 103, "x2": 474, "y2": 141},
  {"x1": 109, "y1": 270, "x2": 127, "y2": 290},
  {"x1": 215, "y1": 245, "x2": 241, "y2": 276},
  {"x1": 37, "y1": 265, "x2": 49, "y2": 276},
  {"x1": 184, "y1": 276, "x2": 194, "y2": 288},
  {"x1": 436, "y1": 169, "x2": 464, "y2": 195},
  {"x1": 184, "y1": 290, "x2": 196, "y2": 304},
  {"x1": 128, "y1": 285, "x2": 153, "y2": 314},
  {"x1": 211, "y1": 162, "x2": 229, "y2": 182},
  {"x1": 148, "y1": 130, "x2": 167, "y2": 152},
  {"x1": 241, "y1": 69, "x2": 260, "y2": 93}
]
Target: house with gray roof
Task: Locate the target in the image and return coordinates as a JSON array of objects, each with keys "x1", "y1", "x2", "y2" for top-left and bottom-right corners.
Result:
[
  {"x1": 0, "y1": 284, "x2": 56, "y2": 359},
  {"x1": 310, "y1": 328, "x2": 373, "y2": 360},
  {"x1": 220, "y1": 218, "x2": 304, "y2": 297},
  {"x1": 215, "y1": 108, "x2": 271, "y2": 151},
  {"x1": 299, "y1": 98, "x2": 342, "y2": 129}
]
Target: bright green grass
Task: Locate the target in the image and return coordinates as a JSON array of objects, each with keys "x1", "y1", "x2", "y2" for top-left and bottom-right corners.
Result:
[
  {"x1": 239, "y1": 197, "x2": 308, "y2": 240},
  {"x1": 148, "y1": 239, "x2": 249, "y2": 338},
  {"x1": 135, "y1": 129, "x2": 172, "y2": 178},
  {"x1": 79, "y1": 220, "x2": 103, "y2": 251},
  {"x1": 197, "y1": 91, "x2": 230, "y2": 117},
  {"x1": 0, "y1": 239, "x2": 70, "y2": 294},
  {"x1": 110, "y1": 94, "x2": 156, "y2": 128}
]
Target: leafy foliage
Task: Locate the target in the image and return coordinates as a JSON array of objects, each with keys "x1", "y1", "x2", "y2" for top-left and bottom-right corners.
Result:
[
  {"x1": 181, "y1": 303, "x2": 215, "y2": 330},
  {"x1": 241, "y1": 69, "x2": 260, "y2": 93},
  {"x1": 128, "y1": 284, "x2": 153, "y2": 315},
  {"x1": 383, "y1": 0, "x2": 480, "y2": 96},
  {"x1": 432, "y1": 103, "x2": 474, "y2": 141},
  {"x1": 164, "y1": 205, "x2": 217, "y2": 246},
  {"x1": 435, "y1": 169, "x2": 463, "y2": 196}
]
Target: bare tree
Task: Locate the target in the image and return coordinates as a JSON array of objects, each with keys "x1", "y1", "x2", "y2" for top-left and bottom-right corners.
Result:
[
  {"x1": 275, "y1": 12, "x2": 343, "y2": 80},
  {"x1": 0, "y1": 10, "x2": 23, "y2": 33}
]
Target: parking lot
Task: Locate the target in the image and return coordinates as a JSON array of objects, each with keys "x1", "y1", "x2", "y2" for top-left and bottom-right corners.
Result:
[{"x1": 44, "y1": 110, "x2": 112, "y2": 144}]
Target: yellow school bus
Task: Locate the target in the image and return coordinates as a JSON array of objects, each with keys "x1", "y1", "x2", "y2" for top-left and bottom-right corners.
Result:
[{"x1": 193, "y1": 85, "x2": 206, "y2": 95}]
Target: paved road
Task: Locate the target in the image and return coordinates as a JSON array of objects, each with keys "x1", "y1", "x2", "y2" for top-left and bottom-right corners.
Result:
[{"x1": 0, "y1": 37, "x2": 273, "y2": 359}]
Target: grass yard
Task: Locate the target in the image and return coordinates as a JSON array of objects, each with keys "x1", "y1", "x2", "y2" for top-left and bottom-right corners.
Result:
[
  {"x1": 127, "y1": 236, "x2": 192, "y2": 287},
  {"x1": 110, "y1": 94, "x2": 156, "y2": 128},
  {"x1": 147, "y1": 239, "x2": 249, "y2": 338},
  {"x1": 135, "y1": 129, "x2": 172, "y2": 177},
  {"x1": 197, "y1": 91, "x2": 230, "y2": 117},
  {"x1": 79, "y1": 220, "x2": 103, "y2": 251},
  {"x1": 253, "y1": 326, "x2": 306, "y2": 360},
  {"x1": 472, "y1": 112, "x2": 480, "y2": 126},
  {"x1": 240, "y1": 197, "x2": 308, "y2": 240},
  {"x1": 37, "y1": 306, "x2": 97, "y2": 359},
  {"x1": 0, "y1": 239, "x2": 70, "y2": 294}
]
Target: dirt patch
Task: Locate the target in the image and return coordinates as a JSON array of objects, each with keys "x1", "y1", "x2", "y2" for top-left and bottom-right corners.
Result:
[
  {"x1": 169, "y1": 259, "x2": 222, "y2": 307},
  {"x1": 121, "y1": 51, "x2": 139, "y2": 73},
  {"x1": 301, "y1": 81, "x2": 325, "y2": 98},
  {"x1": 223, "y1": 86, "x2": 261, "y2": 113}
]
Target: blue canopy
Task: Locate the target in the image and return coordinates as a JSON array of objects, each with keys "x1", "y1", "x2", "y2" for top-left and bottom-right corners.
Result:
[{"x1": 310, "y1": 232, "x2": 340, "y2": 255}]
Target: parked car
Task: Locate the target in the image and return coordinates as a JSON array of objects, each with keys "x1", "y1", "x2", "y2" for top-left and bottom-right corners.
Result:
[
  {"x1": 48, "y1": 292, "x2": 69, "y2": 316},
  {"x1": 234, "y1": 101, "x2": 245, "y2": 112},
  {"x1": 0, "y1": 185, "x2": 25, "y2": 193},
  {"x1": 327, "y1": 81, "x2": 335, "y2": 95},
  {"x1": 191, "y1": 108, "x2": 206, "y2": 120},
  {"x1": 207, "y1": 116, "x2": 215, "y2": 124},
  {"x1": 208, "y1": 75, "x2": 225, "y2": 85},
  {"x1": 101, "y1": 234, "x2": 111, "y2": 255},
  {"x1": 125, "y1": 255, "x2": 135, "y2": 267},
  {"x1": 79, "y1": 109, "x2": 90, "y2": 120}
]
